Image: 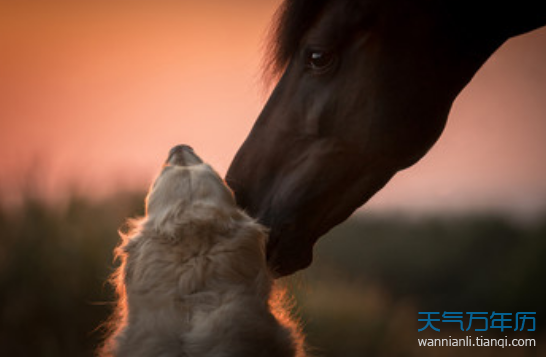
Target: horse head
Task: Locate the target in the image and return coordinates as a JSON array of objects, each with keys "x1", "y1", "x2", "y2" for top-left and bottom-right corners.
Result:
[{"x1": 226, "y1": 0, "x2": 546, "y2": 276}]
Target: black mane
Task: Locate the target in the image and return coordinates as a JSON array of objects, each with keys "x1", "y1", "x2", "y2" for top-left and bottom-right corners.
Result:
[{"x1": 267, "y1": 0, "x2": 330, "y2": 76}]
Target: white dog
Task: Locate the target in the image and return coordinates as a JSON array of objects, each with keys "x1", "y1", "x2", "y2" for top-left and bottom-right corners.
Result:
[{"x1": 99, "y1": 145, "x2": 305, "y2": 357}]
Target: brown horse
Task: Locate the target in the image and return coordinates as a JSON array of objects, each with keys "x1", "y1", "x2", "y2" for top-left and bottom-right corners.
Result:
[{"x1": 226, "y1": 0, "x2": 546, "y2": 276}]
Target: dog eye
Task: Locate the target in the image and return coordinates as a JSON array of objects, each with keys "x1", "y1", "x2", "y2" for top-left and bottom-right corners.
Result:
[{"x1": 304, "y1": 48, "x2": 336, "y2": 74}]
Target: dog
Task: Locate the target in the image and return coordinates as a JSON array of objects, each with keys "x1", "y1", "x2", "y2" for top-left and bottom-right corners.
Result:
[{"x1": 99, "y1": 145, "x2": 305, "y2": 357}]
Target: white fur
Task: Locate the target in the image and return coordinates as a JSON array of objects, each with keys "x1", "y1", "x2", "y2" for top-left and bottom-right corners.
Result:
[{"x1": 100, "y1": 159, "x2": 305, "y2": 357}]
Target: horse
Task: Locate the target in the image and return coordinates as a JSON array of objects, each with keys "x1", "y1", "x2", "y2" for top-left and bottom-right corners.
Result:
[{"x1": 226, "y1": 0, "x2": 546, "y2": 277}]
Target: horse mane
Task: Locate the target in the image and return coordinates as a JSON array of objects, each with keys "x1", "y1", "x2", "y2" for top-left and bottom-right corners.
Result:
[{"x1": 265, "y1": 0, "x2": 330, "y2": 80}]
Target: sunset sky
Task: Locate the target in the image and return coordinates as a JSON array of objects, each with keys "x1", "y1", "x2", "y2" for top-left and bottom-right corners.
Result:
[{"x1": 1, "y1": 0, "x2": 545, "y2": 217}]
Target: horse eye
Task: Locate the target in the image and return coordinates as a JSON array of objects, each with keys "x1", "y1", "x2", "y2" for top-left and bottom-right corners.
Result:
[{"x1": 304, "y1": 49, "x2": 336, "y2": 73}]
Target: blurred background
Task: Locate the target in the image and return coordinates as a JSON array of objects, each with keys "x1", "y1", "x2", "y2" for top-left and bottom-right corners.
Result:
[{"x1": 1, "y1": 1, "x2": 545, "y2": 356}]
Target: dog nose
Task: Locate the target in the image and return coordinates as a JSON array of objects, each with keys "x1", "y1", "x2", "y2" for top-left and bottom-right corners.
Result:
[
  {"x1": 169, "y1": 145, "x2": 193, "y2": 157},
  {"x1": 167, "y1": 145, "x2": 203, "y2": 166}
]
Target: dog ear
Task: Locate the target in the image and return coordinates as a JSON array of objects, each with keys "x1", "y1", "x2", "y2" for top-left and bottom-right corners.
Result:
[
  {"x1": 116, "y1": 219, "x2": 143, "y2": 254},
  {"x1": 115, "y1": 219, "x2": 145, "y2": 286},
  {"x1": 121, "y1": 235, "x2": 138, "y2": 254},
  {"x1": 119, "y1": 234, "x2": 140, "y2": 286}
]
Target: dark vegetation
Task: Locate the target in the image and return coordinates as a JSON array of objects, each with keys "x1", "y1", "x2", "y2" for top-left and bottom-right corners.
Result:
[
  {"x1": 291, "y1": 213, "x2": 546, "y2": 357},
  {"x1": 0, "y1": 192, "x2": 544, "y2": 356},
  {"x1": 0, "y1": 192, "x2": 143, "y2": 357}
]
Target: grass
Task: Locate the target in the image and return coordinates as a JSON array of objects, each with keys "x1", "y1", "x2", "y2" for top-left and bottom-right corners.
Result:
[
  {"x1": 0, "y1": 192, "x2": 544, "y2": 356},
  {"x1": 286, "y1": 213, "x2": 546, "y2": 356},
  {"x1": 0, "y1": 192, "x2": 144, "y2": 357}
]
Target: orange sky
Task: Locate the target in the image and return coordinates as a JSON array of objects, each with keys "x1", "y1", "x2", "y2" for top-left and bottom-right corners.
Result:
[{"x1": 1, "y1": 0, "x2": 545, "y2": 217}]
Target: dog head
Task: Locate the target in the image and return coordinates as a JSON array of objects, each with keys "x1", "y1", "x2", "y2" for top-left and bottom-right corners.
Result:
[{"x1": 144, "y1": 145, "x2": 237, "y2": 235}]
